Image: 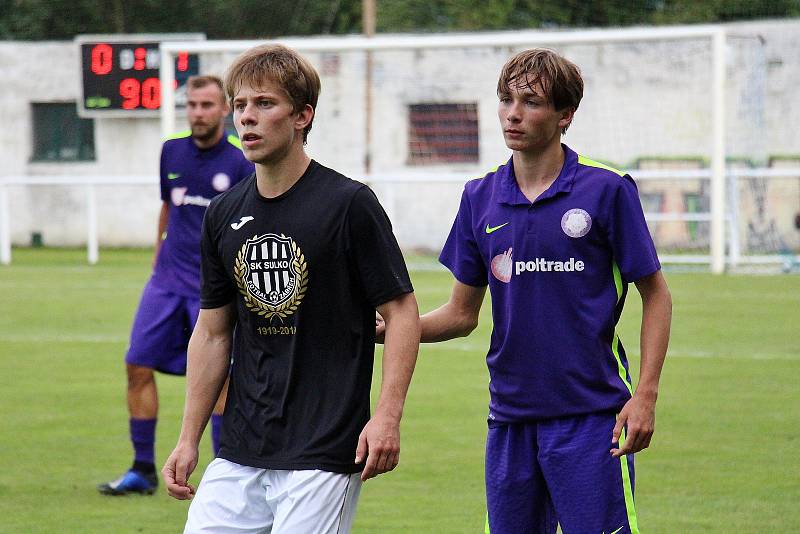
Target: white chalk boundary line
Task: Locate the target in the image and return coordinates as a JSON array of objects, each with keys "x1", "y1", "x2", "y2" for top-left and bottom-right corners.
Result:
[
  {"x1": 0, "y1": 333, "x2": 128, "y2": 344},
  {"x1": 1, "y1": 335, "x2": 796, "y2": 361},
  {"x1": 418, "y1": 343, "x2": 799, "y2": 361}
]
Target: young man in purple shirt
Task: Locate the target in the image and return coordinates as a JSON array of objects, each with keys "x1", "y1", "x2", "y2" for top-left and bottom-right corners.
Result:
[
  {"x1": 98, "y1": 76, "x2": 254, "y2": 496},
  {"x1": 406, "y1": 49, "x2": 672, "y2": 533}
]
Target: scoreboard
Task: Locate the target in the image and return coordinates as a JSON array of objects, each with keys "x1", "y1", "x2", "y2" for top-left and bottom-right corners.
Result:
[{"x1": 76, "y1": 35, "x2": 203, "y2": 117}]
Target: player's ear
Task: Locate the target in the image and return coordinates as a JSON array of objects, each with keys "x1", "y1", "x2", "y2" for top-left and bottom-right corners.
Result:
[
  {"x1": 558, "y1": 107, "x2": 575, "y2": 133},
  {"x1": 295, "y1": 104, "x2": 314, "y2": 131}
]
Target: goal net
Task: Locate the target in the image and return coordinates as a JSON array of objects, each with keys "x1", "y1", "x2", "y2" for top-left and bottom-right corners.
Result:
[{"x1": 158, "y1": 25, "x2": 800, "y2": 273}]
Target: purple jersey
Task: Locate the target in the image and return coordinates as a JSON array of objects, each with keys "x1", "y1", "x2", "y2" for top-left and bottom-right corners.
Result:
[
  {"x1": 153, "y1": 131, "x2": 254, "y2": 297},
  {"x1": 440, "y1": 144, "x2": 660, "y2": 421}
]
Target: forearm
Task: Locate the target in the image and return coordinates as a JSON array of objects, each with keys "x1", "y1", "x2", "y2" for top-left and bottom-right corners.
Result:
[
  {"x1": 177, "y1": 329, "x2": 231, "y2": 446},
  {"x1": 375, "y1": 296, "x2": 420, "y2": 422},
  {"x1": 611, "y1": 273, "x2": 671, "y2": 456},
  {"x1": 636, "y1": 287, "x2": 672, "y2": 397},
  {"x1": 420, "y1": 303, "x2": 478, "y2": 342}
]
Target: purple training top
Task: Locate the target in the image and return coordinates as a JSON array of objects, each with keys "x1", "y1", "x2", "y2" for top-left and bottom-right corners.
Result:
[
  {"x1": 153, "y1": 131, "x2": 254, "y2": 297},
  {"x1": 440, "y1": 144, "x2": 660, "y2": 421}
]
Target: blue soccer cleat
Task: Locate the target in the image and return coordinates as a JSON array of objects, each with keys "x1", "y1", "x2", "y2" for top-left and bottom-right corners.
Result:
[{"x1": 97, "y1": 469, "x2": 158, "y2": 496}]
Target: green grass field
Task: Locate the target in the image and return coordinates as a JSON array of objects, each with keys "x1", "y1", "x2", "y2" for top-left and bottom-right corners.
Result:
[{"x1": 1, "y1": 248, "x2": 798, "y2": 533}]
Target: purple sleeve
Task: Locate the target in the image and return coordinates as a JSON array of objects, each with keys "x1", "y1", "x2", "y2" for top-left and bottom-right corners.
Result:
[
  {"x1": 199, "y1": 204, "x2": 236, "y2": 308},
  {"x1": 607, "y1": 175, "x2": 661, "y2": 283},
  {"x1": 159, "y1": 144, "x2": 169, "y2": 202},
  {"x1": 439, "y1": 188, "x2": 488, "y2": 287}
]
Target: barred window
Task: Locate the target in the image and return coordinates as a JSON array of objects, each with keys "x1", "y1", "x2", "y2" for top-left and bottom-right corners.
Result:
[
  {"x1": 31, "y1": 103, "x2": 95, "y2": 162},
  {"x1": 408, "y1": 103, "x2": 479, "y2": 165}
]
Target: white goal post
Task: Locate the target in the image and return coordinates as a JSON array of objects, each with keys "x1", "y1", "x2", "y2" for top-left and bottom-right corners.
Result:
[{"x1": 159, "y1": 25, "x2": 729, "y2": 274}]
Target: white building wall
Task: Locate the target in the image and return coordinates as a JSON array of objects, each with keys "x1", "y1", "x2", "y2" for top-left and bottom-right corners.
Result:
[
  {"x1": 0, "y1": 41, "x2": 162, "y2": 247},
  {"x1": 1, "y1": 20, "x2": 798, "y2": 252}
]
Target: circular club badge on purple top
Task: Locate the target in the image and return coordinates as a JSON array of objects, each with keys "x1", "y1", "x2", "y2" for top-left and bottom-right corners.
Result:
[
  {"x1": 561, "y1": 208, "x2": 592, "y2": 238},
  {"x1": 212, "y1": 172, "x2": 232, "y2": 192}
]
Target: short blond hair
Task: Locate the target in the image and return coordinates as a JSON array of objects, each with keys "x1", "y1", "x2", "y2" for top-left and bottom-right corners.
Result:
[
  {"x1": 224, "y1": 45, "x2": 321, "y2": 142},
  {"x1": 498, "y1": 49, "x2": 583, "y2": 132}
]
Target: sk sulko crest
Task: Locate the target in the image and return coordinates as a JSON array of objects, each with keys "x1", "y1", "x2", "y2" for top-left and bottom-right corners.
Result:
[{"x1": 234, "y1": 233, "x2": 308, "y2": 320}]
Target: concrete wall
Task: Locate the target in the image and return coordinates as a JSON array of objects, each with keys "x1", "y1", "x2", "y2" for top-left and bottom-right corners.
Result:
[
  {"x1": 0, "y1": 41, "x2": 162, "y2": 247},
  {"x1": 1, "y1": 20, "x2": 798, "y2": 253}
]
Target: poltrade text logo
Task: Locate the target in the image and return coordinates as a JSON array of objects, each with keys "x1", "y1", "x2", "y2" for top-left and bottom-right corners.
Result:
[
  {"x1": 491, "y1": 250, "x2": 585, "y2": 283},
  {"x1": 515, "y1": 257, "x2": 584, "y2": 274}
]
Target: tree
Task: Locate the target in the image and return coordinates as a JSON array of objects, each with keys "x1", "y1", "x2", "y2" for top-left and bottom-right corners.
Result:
[{"x1": 1, "y1": 0, "x2": 798, "y2": 40}]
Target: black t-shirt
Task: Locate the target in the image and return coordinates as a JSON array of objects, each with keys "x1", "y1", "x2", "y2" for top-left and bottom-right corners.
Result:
[{"x1": 200, "y1": 160, "x2": 413, "y2": 473}]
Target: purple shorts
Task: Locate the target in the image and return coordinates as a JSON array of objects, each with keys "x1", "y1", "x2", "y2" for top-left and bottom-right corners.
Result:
[
  {"x1": 125, "y1": 279, "x2": 199, "y2": 375},
  {"x1": 485, "y1": 411, "x2": 638, "y2": 534}
]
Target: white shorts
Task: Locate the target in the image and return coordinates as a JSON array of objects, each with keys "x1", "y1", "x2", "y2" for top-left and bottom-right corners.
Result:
[{"x1": 184, "y1": 458, "x2": 362, "y2": 534}]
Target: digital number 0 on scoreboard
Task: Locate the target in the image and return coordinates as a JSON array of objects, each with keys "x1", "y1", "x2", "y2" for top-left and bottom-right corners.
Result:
[{"x1": 76, "y1": 34, "x2": 203, "y2": 118}]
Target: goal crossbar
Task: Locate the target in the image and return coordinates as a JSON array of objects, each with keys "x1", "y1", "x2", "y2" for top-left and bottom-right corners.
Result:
[{"x1": 159, "y1": 24, "x2": 728, "y2": 273}]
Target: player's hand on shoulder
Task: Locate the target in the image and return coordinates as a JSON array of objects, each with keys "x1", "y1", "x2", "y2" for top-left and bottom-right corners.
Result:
[
  {"x1": 375, "y1": 311, "x2": 386, "y2": 344},
  {"x1": 355, "y1": 413, "x2": 400, "y2": 482},
  {"x1": 162, "y1": 443, "x2": 199, "y2": 500},
  {"x1": 610, "y1": 391, "x2": 656, "y2": 458}
]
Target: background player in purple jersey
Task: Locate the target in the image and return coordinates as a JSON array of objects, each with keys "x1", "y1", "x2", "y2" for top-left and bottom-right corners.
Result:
[
  {"x1": 380, "y1": 49, "x2": 673, "y2": 533},
  {"x1": 98, "y1": 76, "x2": 255, "y2": 496}
]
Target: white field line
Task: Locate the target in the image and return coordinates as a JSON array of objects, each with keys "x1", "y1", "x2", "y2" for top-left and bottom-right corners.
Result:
[
  {"x1": 0, "y1": 333, "x2": 128, "y2": 344},
  {"x1": 420, "y1": 343, "x2": 799, "y2": 361},
  {"x1": 0, "y1": 281, "x2": 145, "y2": 290},
  {"x1": 2, "y1": 336, "x2": 797, "y2": 361}
]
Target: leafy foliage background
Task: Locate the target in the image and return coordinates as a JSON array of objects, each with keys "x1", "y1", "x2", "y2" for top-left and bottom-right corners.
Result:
[{"x1": 1, "y1": 0, "x2": 798, "y2": 40}]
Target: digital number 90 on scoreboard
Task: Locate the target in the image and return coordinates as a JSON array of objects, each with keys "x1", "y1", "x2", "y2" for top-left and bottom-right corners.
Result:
[{"x1": 78, "y1": 40, "x2": 198, "y2": 117}]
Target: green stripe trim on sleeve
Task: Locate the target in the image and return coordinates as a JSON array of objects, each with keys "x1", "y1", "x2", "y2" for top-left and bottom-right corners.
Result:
[
  {"x1": 226, "y1": 133, "x2": 243, "y2": 149},
  {"x1": 472, "y1": 165, "x2": 499, "y2": 181},
  {"x1": 578, "y1": 154, "x2": 626, "y2": 177},
  {"x1": 485, "y1": 512, "x2": 490, "y2": 534},
  {"x1": 615, "y1": 264, "x2": 638, "y2": 533},
  {"x1": 612, "y1": 333, "x2": 633, "y2": 394},
  {"x1": 619, "y1": 428, "x2": 641, "y2": 534},
  {"x1": 164, "y1": 130, "x2": 191, "y2": 141},
  {"x1": 613, "y1": 262, "x2": 623, "y2": 302},
  {"x1": 611, "y1": 261, "x2": 632, "y2": 393}
]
